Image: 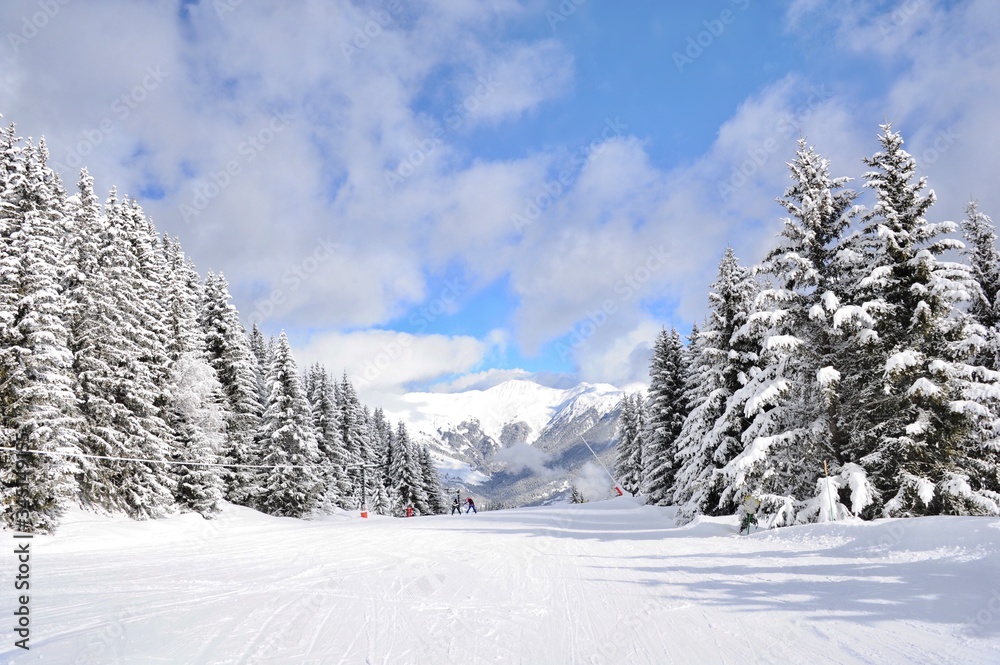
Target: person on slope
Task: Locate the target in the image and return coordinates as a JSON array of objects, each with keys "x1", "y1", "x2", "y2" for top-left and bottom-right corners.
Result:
[
  {"x1": 406, "y1": 504, "x2": 414, "y2": 518},
  {"x1": 451, "y1": 497, "x2": 462, "y2": 515},
  {"x1": 465, "y1": 497, "x2": 477, "y2": 514}
]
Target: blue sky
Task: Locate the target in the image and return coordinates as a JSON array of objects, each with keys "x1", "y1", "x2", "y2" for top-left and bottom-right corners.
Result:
[{"x1": 2, "y1": 0, "x2": 999, "y2": 406}]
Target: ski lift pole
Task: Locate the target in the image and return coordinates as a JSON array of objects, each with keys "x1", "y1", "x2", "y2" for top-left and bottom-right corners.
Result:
[
  {"x1": 361, "y1": 467, "x2": 367, "y2": 518},
  {"x1": 824, "y1": 461, "x2": 837, "y2": 522},
  {"x1": 578, "y1": 435, "x2": 625, "y2": 497},
  {"x1": 346, "y1": 462, "x2": 379, "y2": 519}
]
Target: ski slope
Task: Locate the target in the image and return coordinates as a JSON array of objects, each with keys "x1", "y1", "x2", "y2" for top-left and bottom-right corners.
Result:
[{"x1": 4, "y1": 498, "x2": 1000, "y2": 664}]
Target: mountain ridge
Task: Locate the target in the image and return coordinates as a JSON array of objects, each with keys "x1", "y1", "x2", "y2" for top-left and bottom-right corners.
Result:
[{"x1": 388, "y1": 379, "x2": 629, "y2": 505}]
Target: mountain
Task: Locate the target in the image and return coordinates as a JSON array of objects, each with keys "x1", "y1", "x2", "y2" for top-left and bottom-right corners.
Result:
[{"x1": 387, "y1": 380, "x2": 628, "y2": 506}]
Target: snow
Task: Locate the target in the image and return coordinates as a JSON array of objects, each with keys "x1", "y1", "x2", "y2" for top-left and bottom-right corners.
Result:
[
  {"x1": 832, "y1": 304, "x2": 874, "y2": 330},
  {"x1": 908, "y1": 377, "x2": 941, "y2": 397},
  {"x1": 817, "y1": 365, "x2": 841, "y2": 387},
  {"x1": 841, "y1": 462, "x2": 875, "y2": 515},
  {"x1": 886, "y1": 350, "x2": 922, "y2": 375},
  {"x1": 744, "y1": 378, "x2": 789, "y2": 416},
  {"x1": 822, "y1": 290, "x2": 840, "y2": 312},
  {"x1": 428, "y1": 452, "x2": 490, "y2": 484},
  {"x1": 7, "y1": 499, "x2": 999, "y2": 664}
]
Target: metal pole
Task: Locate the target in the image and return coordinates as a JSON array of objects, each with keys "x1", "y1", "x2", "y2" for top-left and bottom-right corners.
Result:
[{"x1": 578, "y1": 435, "x2": 623, "y2": 492}]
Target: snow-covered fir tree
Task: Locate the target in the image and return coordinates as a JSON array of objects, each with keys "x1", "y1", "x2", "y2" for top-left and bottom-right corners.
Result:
[
  {"x1": 162, "y1": 236, "x2": 203, "y2": 361},
  {"x1": 672, "y1": 248, "x2": 761, "y2": 518},
  {"x1": 85, "y1": 190, "x2": 176, "y2": 517},
  {"x1": 418, "y1": 446, "x2": 447, "y2": 514},
  {"x1": 370, "y1": 407, "x2": 394, "y2": 492},
  {"x1": 642, "y1": 328, "x2": 689, "y2": 504},
  {"x1": 0, "y1": 132, "x2": 82, "y2": 532},
  {"x1": 201, "y1": 272, "x2": 262, "y2": 505},
  {"x1": 836, "y1": 124, "x2": 1000, "y2": 517},
  {"x1": 337, "y1": 374, "x2": 368, "y2": 505},
  {"x1": 168, "y1": 352, "x2": 225, "y2": 517},
  {"x1": 248, "y1": 322, "x2": 270, "y2": 404},
  {"x1": 255, "y1": 332, "x2": 322, "y2": 517},
  {"x1": 961, "y1": 202, "x2": 1000, "y2": 369},
  {"x1": 717, "y1": 140, "x2": 861, "y2": 525},
  {"x1": 159, "y1": 239, "x2": 226, "y2": 517},
  {"x1": 614, "y1": 393, "x2": 644, "y2": 496},
  {"x1": 305, "y1": 363, "x2": 351, "y2": 510},
  {"x1": 370, "y1": 473, "x2": 392, "y2": 516},
  {"x1": 389, "y1": 421, "x2": 429, "y2": 516}
]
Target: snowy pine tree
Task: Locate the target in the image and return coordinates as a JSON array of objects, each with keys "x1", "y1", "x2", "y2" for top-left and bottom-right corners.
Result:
[
  {"x1": 717, "y1": 140, "x2": 860, "y2": 524},
  {"x1": 672, "y1": 249, "x2": 761, "y2": 518},
  {"x1": 961, "y1": 202, "x2": 1000, "y2": 369},
  {"x1": 305, "y1": 363, "x2": 351, "y2": 510},
  {"x1": 255, "y1": 332, "x2": 322, "y2": 517},
  {"x1": 248, "y1": 322, "x2": 270, "y2": 405},
  {"x1": 201, "y1": 272, "x2": 262, "y2": 505},
  {"x1": 82, "y1": 190, "x2": 177, "y2": 517},
  {"x1": 389, "y1": 421, "x2": 428, "y2": 515},
  {"x1": 837, "y1": 124, "x2": 1000, "y2": 517},
  {"x1": 0, "y1": 133, "x2": 82, "y2": 532},
  {"x1": 614, "y1": 393, "x2": 644, "y2": 496},
  {"x1": 418, "y1": 445, "x2": 447, "y2": 514},
  {"x1": 168, "y1": 353, "x2": 225, "y2": 517},
  {"x1": 337, "y1": 374, "x2": 368, "y2": 505},
  {"x1": 642, "y1": 328, "x2": 689, "y2": 504}
]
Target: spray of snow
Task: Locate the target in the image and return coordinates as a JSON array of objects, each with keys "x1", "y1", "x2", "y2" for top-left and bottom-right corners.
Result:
[
  {"x1": 574, "y1": 462, "x2": 612, "y2": 501},
  {"x1": 492, "y1": 444, "x2": 560, "y2": 479}
]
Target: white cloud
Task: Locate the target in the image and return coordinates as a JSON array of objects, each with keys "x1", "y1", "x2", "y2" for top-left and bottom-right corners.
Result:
[
  {"x1": 3, "y1": 0, "x2": 999, "y2": 401},
  {"x1": 292, "y1": 329, "x2": 492, "y2": 404},
  {"x1": 575, "y1": 319, "x2": 663, "y2": 388},
  {"x1": 426, "y1": 367, "x2": 577, "y2": 393},
  {"x1": 460, "y1": 39, "x2": 574, "y2": 126}
]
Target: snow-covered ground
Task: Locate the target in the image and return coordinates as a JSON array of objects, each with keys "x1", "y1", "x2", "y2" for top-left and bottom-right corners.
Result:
[{"x1": 4, "y1": 499, "x2": 1000, "y2": 664}]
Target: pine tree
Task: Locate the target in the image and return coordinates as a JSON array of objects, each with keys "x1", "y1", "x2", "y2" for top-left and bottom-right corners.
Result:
[
  {"x1": 337, "y1": 374, "x2": 367, "y2": 504},
  {"x1": 81, "y1": 190, "x2": 177, "y2": 517},
  {"x1": 672, "y1": 249, "x2": 760, "y2": 517},
  {"x1": 717, "y1": 140, "x2": 860, "y2": 523},
  {"x1": 371, "y1": 407, "x2": 394, "y2": 490},
  {"x1": 838, "y1": 124, "x2": 1000, "y2": 516},
  {"x1": 248, "y1": 322, "x2": 269, "y2": 405},
  {"x1": 121, "y1": 197, "x2": 173, "y2": 418},
  {"x1": 642, "y1": 328, "x2": 689, "y2": 504},
  {"x1": 370, "y1": 474, "x2": 392, "y2": 516},
  {"x1": 0, "y1": 134, "x2": 82, "y2": 532},
  {"x1": 162, "y1": 236, "x2": 204, "y2": 361},
  {"x1": 168, "y1": 352, "x2": 225, "y2": 517},
  {"x1": 255, "y1": 332, "x2": 322, "y2": 517},
  {"x1": 418, "y1": 446, "x2": 447, "y2": 514},
  {"x1": 305, "y1": 363, "x2": 351, "y2": 510},
  {"x1": 389, "y1": 421, "x2": 428, "y2": 515},
  {"x1": 614, "y1": 394, "x2": 644, "y2": 496},
  {"x1": 201, "y1": 272, "x2": 262, "y2": 505},
  {"x1": 961, "y1": 202, "x2": 1000, "y2": 370}
]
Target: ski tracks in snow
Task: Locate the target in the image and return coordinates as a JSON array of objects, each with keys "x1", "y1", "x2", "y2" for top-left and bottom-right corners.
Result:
[{"x1": 5, "y1": 502, "x2": 1000, "y2": 664}]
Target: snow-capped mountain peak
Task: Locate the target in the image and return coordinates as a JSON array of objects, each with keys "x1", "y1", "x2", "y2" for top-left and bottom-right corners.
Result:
[{"x1": 388, "y1": 379, "x2": 628, "y2": 505}]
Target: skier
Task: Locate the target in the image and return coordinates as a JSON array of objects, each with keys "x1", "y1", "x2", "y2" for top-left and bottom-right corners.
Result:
[
  {"x1": 451, "y1": 497, "x2": 462, "y2": 515},
  {"x1": 406, "y1": 504, "x2": 414, "y2": 518},
  {"x1": 465, "y1": 497, "x2": 477, "y2": 514}
]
